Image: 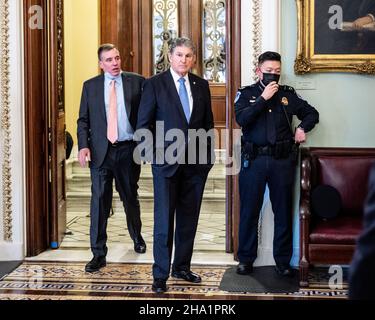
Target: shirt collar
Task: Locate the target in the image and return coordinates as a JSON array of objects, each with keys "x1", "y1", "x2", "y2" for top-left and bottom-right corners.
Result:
[
  {"x1": 105, "y1": 72, "x2": 122, "y2": 82},
  {"x1": 170, "y1": 68, "x2": 189, "y2": 84}
]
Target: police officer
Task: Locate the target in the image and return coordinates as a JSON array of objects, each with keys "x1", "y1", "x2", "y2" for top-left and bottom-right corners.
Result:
[{"x1": 234, "y1": 51, "x2": 319, "y2": 277}]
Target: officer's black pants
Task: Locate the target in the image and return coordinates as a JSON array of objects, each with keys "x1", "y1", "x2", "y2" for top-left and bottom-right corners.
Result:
[{"x1": 237, "y1": 154, "x2": 295, "y2": 266}]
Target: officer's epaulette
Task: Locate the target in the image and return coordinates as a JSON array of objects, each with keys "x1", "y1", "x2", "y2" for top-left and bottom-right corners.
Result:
[
  {"x1": 280, "y1": 85, "x2": 296, "y2": 93},
  {"x1": 238, "y1": 84, "x2": 256, "y2": 91}
]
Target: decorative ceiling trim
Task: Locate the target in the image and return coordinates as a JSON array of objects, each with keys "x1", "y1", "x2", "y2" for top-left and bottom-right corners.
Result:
[
  {"x1": 252, "y1": 0, "x2": 262, "y2": 82},
  {"x1": 0, "y1": 0, "x2": 13, "y2": 242}
]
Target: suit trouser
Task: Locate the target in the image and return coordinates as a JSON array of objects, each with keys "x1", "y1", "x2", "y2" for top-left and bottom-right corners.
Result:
[
  {"x1": 89, "y1": 142, "x2": 142, "y2": 257},
  {"x1": 237, "y1": 154, "x2": 295, "y2": 266},
  {"x1": 152, "y1": 165, "x2": 209, "y2": 280}
]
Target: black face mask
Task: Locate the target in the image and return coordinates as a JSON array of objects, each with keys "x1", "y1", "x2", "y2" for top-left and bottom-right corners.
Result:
[{"x1": 261, "y1": 73, "x2": 280, "y2": 86}]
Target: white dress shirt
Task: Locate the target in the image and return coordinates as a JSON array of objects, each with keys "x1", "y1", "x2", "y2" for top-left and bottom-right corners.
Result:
[{"x1": 170, "y1": 68, "x2": 194, "y2": 114}]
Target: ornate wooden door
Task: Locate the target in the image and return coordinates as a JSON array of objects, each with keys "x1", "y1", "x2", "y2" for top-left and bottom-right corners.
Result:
[{"x1": 24, "y1": 0, "x2": 66, "y2": 255}]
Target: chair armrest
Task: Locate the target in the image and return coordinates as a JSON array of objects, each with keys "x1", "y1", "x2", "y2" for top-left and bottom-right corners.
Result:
[
  {"x1": 300, "y1": 156, "x2": 312, "y2": 218},
  {"x1": 299, "y1": 153, "x2": 312, "y2": 275}
]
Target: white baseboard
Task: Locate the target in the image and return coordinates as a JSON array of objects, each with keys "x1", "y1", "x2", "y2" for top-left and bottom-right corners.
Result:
[{"x1": 0, "y1": 242, "x2": 24, "y2": 261}]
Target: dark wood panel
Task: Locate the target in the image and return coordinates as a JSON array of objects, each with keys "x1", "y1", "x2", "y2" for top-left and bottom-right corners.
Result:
[
  {"x1": 137, "y1": 0, "x2": 153, "y2": 77},
  {"x1": 101, "y1": 0, "x2": 153, "y2": 74},
  {"x1": 226, "y1": 0, "x2": 241, "y2": 255},
  {"x1": 24, "y1": 0, "x2": 49, "y2": 256},
  {"x1": 100, "y1": 0, "x2": 119, "y2": 46}
]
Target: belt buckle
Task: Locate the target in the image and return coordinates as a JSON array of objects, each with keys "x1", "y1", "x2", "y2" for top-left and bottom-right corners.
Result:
[
  {"x1": 260, "y1": 146, "x2": 267, "y2": 153},
  {"x1": 111, "y1": 141, "x2": 119, "y2": 147}
]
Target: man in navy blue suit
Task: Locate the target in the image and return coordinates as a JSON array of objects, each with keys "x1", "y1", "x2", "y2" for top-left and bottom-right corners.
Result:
[
  {"x1": 136, "y1": 37, "x2": 214, "y2": 293},
  {"x1": 349, "y1": 163, "x2": 375, "y2": 299}
]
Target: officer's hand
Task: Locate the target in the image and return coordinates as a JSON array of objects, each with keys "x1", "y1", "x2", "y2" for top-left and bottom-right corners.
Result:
[
  {"x1": 295, "y1": 128, "x2": 306, "y2": 144},
  {"x1": 79, "y1": 148, "x2": 91, "y2": 168},
  {"x1": 261, "y1": 81, "x2": 279, "y2": 100}
]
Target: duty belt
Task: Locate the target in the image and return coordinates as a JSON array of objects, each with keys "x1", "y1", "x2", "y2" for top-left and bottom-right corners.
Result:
[{"x1": 256, "y1": 145, "x2": 275, "y2": 156}]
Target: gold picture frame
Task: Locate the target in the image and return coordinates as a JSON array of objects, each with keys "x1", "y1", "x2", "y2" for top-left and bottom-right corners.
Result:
[{"x1": 295, "y1": 0, "x2": 375, "y2": 74}]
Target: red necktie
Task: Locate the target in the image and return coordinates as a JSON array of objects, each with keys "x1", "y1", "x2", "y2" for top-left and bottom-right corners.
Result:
[{"x1": 107, "y1": 80, "x2": 118, "y2": 144}]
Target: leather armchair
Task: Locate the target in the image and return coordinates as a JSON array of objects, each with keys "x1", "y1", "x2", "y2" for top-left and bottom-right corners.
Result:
[{"x1": 299, "y1": 148, "x2": 375, "y2": 287}]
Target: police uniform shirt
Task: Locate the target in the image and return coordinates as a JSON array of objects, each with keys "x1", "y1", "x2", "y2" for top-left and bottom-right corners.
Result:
[{"x1": 234, "y1": 82, "x2": 319, "y2": 146}]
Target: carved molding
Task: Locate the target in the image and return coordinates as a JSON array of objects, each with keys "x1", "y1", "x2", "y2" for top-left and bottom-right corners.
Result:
[
  {"x1": 0, "y1": 0, "x2": 13, "y2": 242},
  {"x1": 294, "y1": 54, "x2": 311, "y2": 75},
  {"x1": 252, "y1": 0, "x2": 262, "y2": 82},
  {"x1": 251, "y1": 0, "x2": 263, "y2": 243},
  {"x1": 354, "y1": 61, "x2": 375, "y2": 75},
  {"x1": 57, "y1": 0, "x2": 64, "y2": 111}
]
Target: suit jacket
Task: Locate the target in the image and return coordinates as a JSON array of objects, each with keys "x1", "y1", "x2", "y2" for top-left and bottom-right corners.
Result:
[
  {"x1": 77, "y1": 72, "x2": 145, "y2": 168},
  {"x1": 359, "y1": 0, "x2": 375, "y2": 17},
  {"x1": 349, "y1": 163, "x2": 375, "y2": 299},
  {"x1": 136, "y1": 69, "x2": 214, "y2": 177}
]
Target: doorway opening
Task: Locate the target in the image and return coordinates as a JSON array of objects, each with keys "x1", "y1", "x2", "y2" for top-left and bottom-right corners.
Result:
[{"x1": 24, "y1": 0, "x2": 241, "y2": 263}]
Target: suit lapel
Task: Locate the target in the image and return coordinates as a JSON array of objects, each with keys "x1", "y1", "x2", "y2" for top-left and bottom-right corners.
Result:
[
  {"x1": 122, "y1": 73, "x2": 132, "y2": 119},
  {"x1": 165, "y1": 70, "x2": 188, "y2": 124},
  {"x1": 97, "y1": 74, "x2": 106, "y2": 122},
  {"x1": 188, "y1": 74, "x2": 199, "y2": 124}
]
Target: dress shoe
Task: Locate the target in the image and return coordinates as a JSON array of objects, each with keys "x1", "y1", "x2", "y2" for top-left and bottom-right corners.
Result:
[
  {"x1": 171, "y1": 270, "x2": 202, "y2": 283},
  {"x1": 236, "y1": 262, "x2": 253, "y2": 275},
  {"x1": 275, "y1": 264, "x2": 294, "y2": 277},
  {"x1": 133, "y1": 236, "x2": 146, "y2": 254},
  {"x1": 152, "y1": 279, "x2": 167, "y2": 293},
  {"x1": 85, "y1": 256, "x2": 106, "y2": 273}
]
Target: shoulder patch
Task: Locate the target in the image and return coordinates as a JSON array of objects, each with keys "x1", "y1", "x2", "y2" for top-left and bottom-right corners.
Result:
[
  {"x1": 234, "y1": 91, "x2": 242, "y2": 103},
  {"x1": 281, "y1": 85, "x2": 296, "y2": 93},
  {"x1": 238, "y1": 84, "x2": 256, "y2": 91}
]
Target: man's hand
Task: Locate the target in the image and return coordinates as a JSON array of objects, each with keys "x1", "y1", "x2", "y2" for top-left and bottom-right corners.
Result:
[
  {"x1": 79, "y1": 148, "x2": 91, "y2": 168},
  {"x1": 353, "y1": 16, "x2": 373, "y2": 29},
  {"x1": 294, "y1": 128, "x2": 306, "y2": 144},
  {"x1": 261, "y1": 81, "x2": 279, "y2": 101}
]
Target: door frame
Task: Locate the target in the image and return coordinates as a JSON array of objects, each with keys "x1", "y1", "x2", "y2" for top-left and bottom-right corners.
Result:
[
  {"x1": 24, "y1": 0, "x2": 241, "y2": 257},
  {"x1": 226, "y1": 0, "x2": 241, "y2": 254},
  {"x1": 24, "y1": 0, "x2": 50, "y2": 257},
  {"x1": 24, "y1": 0, "x2": 66, "y2": 256}
]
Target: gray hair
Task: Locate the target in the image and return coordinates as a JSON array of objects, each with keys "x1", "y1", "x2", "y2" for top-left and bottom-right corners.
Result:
[
  {"x1": 169, "y1": 37, "x2": 197, "y2": 56},
  {"x1": 98, "y1": 43, "x2": 118, "y2": 61}
]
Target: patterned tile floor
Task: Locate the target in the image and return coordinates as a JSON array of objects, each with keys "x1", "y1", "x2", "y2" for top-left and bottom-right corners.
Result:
[
  {"x1": 62, "y1": 210, "x2": 226, "y2": 251},
  {"x1": 0, "y1": 262, "x2": 348, "y2": 300}
]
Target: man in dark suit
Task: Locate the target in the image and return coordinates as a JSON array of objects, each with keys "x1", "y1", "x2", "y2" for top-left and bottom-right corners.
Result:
[
  {"x1": 136, "y1": 37, "x2": 214, "y2": 293},
  {"x1": 77, "y1": 44, "x2": 146, "y2": 273},
  {"x1": 349, "y1": 163, "x2": 375, "y2": 299}
]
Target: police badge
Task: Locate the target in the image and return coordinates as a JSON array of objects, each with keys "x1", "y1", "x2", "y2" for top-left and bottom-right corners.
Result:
[{"x1": 281, "y1": 97, "x2": 289, "y2": 106}]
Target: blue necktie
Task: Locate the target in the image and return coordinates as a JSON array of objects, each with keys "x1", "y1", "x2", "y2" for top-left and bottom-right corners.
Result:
[{"x1": 178, "y1": 77, "x2": 191, "y2": 122}]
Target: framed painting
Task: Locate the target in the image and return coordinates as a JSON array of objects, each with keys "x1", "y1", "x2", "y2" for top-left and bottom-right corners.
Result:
[{"x1": 295, "y1": 0, "x2": 375, "y2": 74}]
